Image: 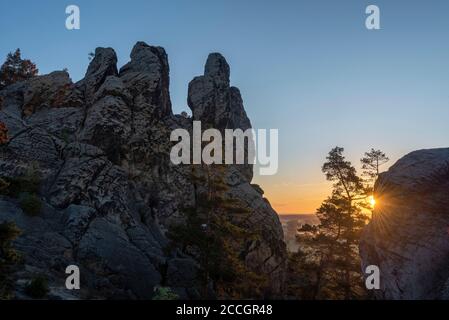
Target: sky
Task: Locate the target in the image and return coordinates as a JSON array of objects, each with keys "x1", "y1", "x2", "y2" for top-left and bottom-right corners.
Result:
[{"x1": 1, "y1": 0, "x2": 449, "y2": 214}]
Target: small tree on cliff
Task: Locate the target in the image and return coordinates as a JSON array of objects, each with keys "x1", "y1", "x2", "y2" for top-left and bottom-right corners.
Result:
[
  {"x1": 0, "y1": 49, "x2": 38, "y2": 89},
  {"x1": 360, "y1": 148, "x2": 389, "y2": 200},
  {"x1": 168, "y1": 164, "x2": 266, "y2": 299},
  {"x1": 360, "y1": 149, "x2": 389, "y2": 181}
]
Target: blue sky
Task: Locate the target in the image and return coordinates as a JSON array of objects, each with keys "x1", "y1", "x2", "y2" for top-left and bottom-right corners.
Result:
[{"x1": 1, "y1": 0, "x2": 448, "y2": 212}]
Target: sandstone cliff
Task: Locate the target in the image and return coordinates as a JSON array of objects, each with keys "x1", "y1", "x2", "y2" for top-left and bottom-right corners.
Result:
[
  {"x1": 0, "y1": 42, "x2": 286, "y2": 299},
  {"x1": 360, "y1": 148, "x2": 449, "y2": 299}
]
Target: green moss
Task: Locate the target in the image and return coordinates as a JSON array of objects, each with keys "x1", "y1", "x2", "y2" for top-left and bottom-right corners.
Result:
[
  {"x1": 2, "y1": 163, "x2": 41, "y2": 198},
  {"x1": 19, "y1": 193, "x2": 42, "y2": 216},
  {"x1": 60, "y1": 128, "x2": 72, "y2": 144},
  {"x1": 0, "y1": 222, "x2": 22, "y2": 299},
  {"x1": 152, "y1": 286, "x2": 179, "y2": 300},
  {"x1": 25, "y1": 276, "x2": 49, "y2": 299},
  {"x1": 0, "y1": 168, "x2": 43, "y2": 216},
  {"x1": 6, "y1": 176, "x2": 39, "y2": 198},
  {"x1": 0, "y1": 177, "x2": 9, "y2": 194}
]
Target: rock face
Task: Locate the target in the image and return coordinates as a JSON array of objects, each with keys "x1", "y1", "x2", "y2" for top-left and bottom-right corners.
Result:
[
  {"x1": 188, "y1": 53, "x2": 253, "y2": 181},
  {"x1": 360, "y1": 148, "x2": 449, "y2": 299},
  {"x1": 0, "y1": 42, "x2": 286, "y2": 299}
]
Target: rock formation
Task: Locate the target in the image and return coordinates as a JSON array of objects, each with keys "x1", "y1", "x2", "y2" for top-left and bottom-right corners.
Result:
[
  {"x1": 0, "y1": 42, "x2": 286, "y2": 299},
  {"x1": 360, "y1": 148, "x2": 449, "y2": 299}
]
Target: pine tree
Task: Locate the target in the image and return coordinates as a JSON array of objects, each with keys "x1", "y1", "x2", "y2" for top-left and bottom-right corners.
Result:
[
  {"x1": 361, "y1": 149, "x2": 389, "y2": 181},
  {"x1": 168, "y1": 164, "x2": 266, "y2": 299},
  {"x1": 360, "y1": 149, "x2": 389, "y2": 209},
  {"x1": 0, "y1": 49, "x2": 38, "y2": 89},
  {"x1": 291, "y1": 147, "x2": 370, "y2": 299}
]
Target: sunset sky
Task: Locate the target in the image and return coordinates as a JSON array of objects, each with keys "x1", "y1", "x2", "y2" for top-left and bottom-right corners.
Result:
[{"x1": 1, "y1": 0, "x2": 449, "y2": 213}]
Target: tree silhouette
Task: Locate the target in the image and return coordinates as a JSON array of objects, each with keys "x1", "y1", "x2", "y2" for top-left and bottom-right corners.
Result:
[
  {"x1": 290, "y1": 147, "x2": 369, "y2": 299},
  {"x1": 361, "y1": 149, "x2": 389, "y2": 180},
  {"x1": 361, "y1": 148, "x2": 389, "y2": 211}
]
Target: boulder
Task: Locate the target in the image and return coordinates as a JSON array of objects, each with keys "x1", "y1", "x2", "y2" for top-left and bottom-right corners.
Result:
[{"x1": 360, "y1": 148, "x2": 449, "y2": 299}]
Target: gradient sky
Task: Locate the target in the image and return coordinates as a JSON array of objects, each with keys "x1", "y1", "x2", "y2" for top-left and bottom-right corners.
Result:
[{"x1": 1, "y1": 0, "x2": 448, "y2": 213}]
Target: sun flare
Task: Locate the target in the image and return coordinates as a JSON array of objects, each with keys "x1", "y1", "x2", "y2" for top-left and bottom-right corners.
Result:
[{"x1": 369, "y1": 195, "x2": 376, "y2": 208}]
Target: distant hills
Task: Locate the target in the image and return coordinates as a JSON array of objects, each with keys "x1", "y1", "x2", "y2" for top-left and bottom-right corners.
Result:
[{"x1": 278, "y1": 214, "x2": 319, "y2": 252}]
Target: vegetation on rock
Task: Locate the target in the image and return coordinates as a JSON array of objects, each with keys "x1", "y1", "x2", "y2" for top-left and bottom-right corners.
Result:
[
  {"x1": 0, "y1": 122, "x2": 8, "y2": 145},
  {"x1": 0, "y1": 222, "x2": 21, "y2": 299},
  {"x1": 169, "y1": 165, "x2": 267, "y2": 299},
  {"x1": 25, "y1": 276, "x2": 49, "y2": 299},
  {"x1": 152, "y1": 286, "x2": 179, "y2": 300},
  {"x1": 19, "y1": 193, "x2": 42, "y2": 216},
  {"x1": 0, "y1": 49, "x2": 38, "y2": 89},
  {"x1": 287, "y1": 147, "x2": 388, "y2": 299}
]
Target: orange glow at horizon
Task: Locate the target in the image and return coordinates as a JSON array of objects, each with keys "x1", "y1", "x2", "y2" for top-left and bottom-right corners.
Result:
[{"x1": 253, "y1": 177, "x2": 333, "y2": 214}]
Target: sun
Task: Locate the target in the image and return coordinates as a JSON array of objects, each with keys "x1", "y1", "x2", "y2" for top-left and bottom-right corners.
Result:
[{"x1": 369, "y1": 195, "x2": 376, "y2": 208}]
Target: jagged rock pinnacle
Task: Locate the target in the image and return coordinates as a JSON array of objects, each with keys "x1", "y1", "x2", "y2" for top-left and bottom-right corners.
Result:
[{"x1": 0, "y1": 42, "x2": 286, "y2": 299}]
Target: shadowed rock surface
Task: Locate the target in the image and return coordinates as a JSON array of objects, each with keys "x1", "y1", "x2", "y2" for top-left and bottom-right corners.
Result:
[
  {"x1": 360, "y1": 148, "x2": 449, "y2": 299},
  {"x1": 0, "y1": 42, "x2": 286, "y2": 299}
]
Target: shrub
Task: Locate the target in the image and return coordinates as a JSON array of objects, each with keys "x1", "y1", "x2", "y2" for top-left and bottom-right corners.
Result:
[
  {"x1": 4, "y1": 165, "x2": 41, "y2": 198},
  {"x1": 0, "y1": 222, "x2": 22, "y2": 299},
  {"x1": 60, "y1": 128, "x2": 71, "y2": 144},
  {"x1": 0, "y1": 121, "x2": 8, "y2": 144},
  {"x1": 25, "y1": 276, "x2": 49, "y2": 299},
  {"x1": 0, "y1": 49, "x2": 38, "y2": 89},
  {"x1": 0, "y1": 177, "x2": 9, "y2": 194},
  {"x1": 19, "y1": 193, "x2": 42, "y2": 216},
  {"x1": 152, "y1": 286, "x2": 179, "y2": 300}
]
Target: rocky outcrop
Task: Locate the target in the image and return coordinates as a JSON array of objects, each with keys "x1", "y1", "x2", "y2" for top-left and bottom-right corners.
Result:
[
  {"x1": 77, "y1": 47, "x2": 118, "y2": 105},
  {"x1": 19, "y1": 71, "x2": 83, "y2": 117},
  {"x1": 119, "y1": 42, "x2": 172, "y2": 119},
  {"x1": 0, "y1": 42, "x2": 286, "y2": 299},
  {"x1": 188, "y1": 53, "x2": 253, "y2": 181},
  {"x1": 360, "y1": 148, "x2": 449, "y2": 299}
]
